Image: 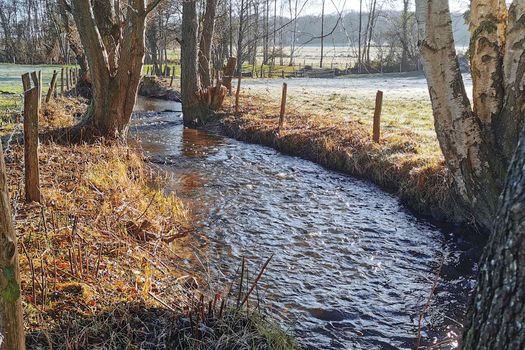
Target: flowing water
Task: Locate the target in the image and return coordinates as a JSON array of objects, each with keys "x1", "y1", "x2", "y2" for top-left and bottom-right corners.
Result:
[{"x1": 131, "y1": 97, "x2": 480, "y2": 350}]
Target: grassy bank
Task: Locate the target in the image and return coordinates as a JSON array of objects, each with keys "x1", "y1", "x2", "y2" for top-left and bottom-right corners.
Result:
[
  {"x1": 217, "y1": 90, "x2": 468, "y2": 227},
  {"x1": 1, "y1": 97, "x2": 297, "y2": 349}
]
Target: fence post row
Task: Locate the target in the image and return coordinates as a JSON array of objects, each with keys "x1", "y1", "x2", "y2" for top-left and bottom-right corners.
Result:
[{"x1": 23, "y1": 87, "x2": 41, "y2": 203}]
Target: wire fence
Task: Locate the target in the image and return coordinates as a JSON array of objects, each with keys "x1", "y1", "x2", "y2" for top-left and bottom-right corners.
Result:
[{"x1": 1, "y1": 91, "x2": 25, "y2": 221}]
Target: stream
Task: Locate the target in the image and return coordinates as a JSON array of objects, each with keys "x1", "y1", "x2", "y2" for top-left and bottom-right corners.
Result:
[{"x1": 131, "y1": 97, "x2": 480, "y2": 350}]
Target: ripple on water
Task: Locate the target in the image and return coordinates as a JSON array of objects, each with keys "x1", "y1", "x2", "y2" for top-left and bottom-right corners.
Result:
[{"x1": 130, "y1": 106, "x2": 480, "y2": 350}]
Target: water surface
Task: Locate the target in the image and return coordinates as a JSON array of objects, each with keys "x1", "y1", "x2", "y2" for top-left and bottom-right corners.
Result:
[{"x1": 131, "y1": 98, "x2": 479, "y2": 349}]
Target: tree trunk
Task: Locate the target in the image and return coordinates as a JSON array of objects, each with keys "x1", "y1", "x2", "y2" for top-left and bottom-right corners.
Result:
[
  {"x1": 498, "y1": 1, "x2": 525, "y2": 164},
  {"x1": 320, "y1": 0, "x2": 325, "y2": 68},
  {"x1": 400, "y1": 0, "x2": 411, "y2": 71},
  {"x1": 198, "y1": 0, "x2": 218, "y2": 88},
  {"x1": 235, "y1": 0, "x2": 246, "y2": 75},
  {"x1": 0, "y1": 142, "x2": 26, "y2": 350},
  {"x1": 415, "y1": 0, "x2": 525, "y2": 231},
  {"x1": 358, "y1": 0, "x2": 363, "y2": 72},
  {"x1": 288, "y1": 0, "x2": 298, "y2": 66},
  {"x1": 366, "y1": 0, "x2": 378, "y2": 66},
  {"x1": 462, "y1": 99, "x2": 525, "y2": 350},
  {"x1": 57, "y1": 0, "x2": 88, "y2": 74},
  {"x1": 263, "y1": 0, "x2": 269, "y2": 64},
  {"x1": 70, "y1": 0, "x2": 153, "y2": 140},
  {"x1": 181, "y1": 0, "x2": 211, "y2": 126}
]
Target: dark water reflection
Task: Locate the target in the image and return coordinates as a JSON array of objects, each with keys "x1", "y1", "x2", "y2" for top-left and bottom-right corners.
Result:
[{"x1": 130, "y1": 98, "x2": 480, "y2": 350}]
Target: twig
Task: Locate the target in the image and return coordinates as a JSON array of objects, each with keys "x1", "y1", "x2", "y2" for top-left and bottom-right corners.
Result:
[
  {"x1": 21, "y1": 242, "x2": 36, "y2": 303},
  {"x1": 241, "y1": 255, "x2": 273, "y2": 307},
  {"x1": 236, "y1": 257, "x2": 245, "y2": 307},
  {"x1": 415, "y1": 256, "x2": 444, "y2": 350}
]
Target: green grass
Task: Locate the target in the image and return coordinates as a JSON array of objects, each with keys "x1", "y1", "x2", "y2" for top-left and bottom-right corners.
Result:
[{"x1": 0, "y1": 63, "x2": 73, "y2": 94}]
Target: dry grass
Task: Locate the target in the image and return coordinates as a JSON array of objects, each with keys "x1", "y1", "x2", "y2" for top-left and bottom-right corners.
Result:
[
  {"x1": 218, "y1": 91, "x2": 467, "y2": 226},
  {"x1": 5, "y1": 101, "x2": 197, "y2": 348},
  {"x1": 1, "y1": 97, "x2": 296, "y2": 349}
]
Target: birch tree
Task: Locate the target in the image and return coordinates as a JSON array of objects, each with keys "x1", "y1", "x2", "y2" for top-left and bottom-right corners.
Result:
[{"x1": 415, "y1": 0, "x2": 525, "y2": 230}]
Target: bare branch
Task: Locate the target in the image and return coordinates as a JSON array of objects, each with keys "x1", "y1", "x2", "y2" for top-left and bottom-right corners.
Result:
[{"x1": 146, "y1": 0, "x2": 163, "y2": 15}]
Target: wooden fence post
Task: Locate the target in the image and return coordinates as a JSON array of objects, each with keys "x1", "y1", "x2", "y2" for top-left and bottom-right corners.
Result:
[
  {"x1": 73, "y1": 68, "x2": 78, "y2": 96},
  {"x1": 23, "y1": 87, "x2": 40, "y2": 203},
  {"x1": 281, "y1": 70, "x2": 285, "y2": 79},
  {"x1": 66, "y1": 67, "x2": 70, "y2": 91},
  {"x1": 46, "y1": 70, "x2": 58, "y2": 103},
  {"x1": 30, "y1": 71, "x2": 38, "y2": 89},
  {"x1": 21, "y1": 73, "x2": 31, "y2": 92},
  {"x1": 30, "y1": 71, "x2": 41, "y2": 114},
  {"x1": 0, "y1": 142, "x2": 26, "y2": 350},
  {"x1": 373, "y1": 90, "x2": 383, "y2": 143},
  {"x1": 278, "y1": 82, "x2": 288, "y2": 131},
  {"x1": 37, "y1": 70, "x2": 42, "y2": 110},
  {"x1": 235, "y1": 73, "x2": 242, "y2": 114}
]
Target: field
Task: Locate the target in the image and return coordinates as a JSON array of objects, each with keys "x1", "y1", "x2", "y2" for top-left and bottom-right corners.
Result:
[
  {"x1": 0, "y1": 64, "x2": 75, "y2": 125},
  {"x1": 241, "y1": 73, "x2": 472, "y2": 155}
]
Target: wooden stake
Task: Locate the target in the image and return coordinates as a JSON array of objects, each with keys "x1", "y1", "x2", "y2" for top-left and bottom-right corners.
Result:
[
  {"x1": 46, "y1": 70, "x2": 58, "y2": 103},
  {"x1": 278, "y1": 83, "x2": 288, "y2": 131},
  {"x1": 281, "y1": 70, "x2": 285, "y2": 79},
  {"x1": 373, "y1": 90, "x2": 383, "y2": 143},
  {"x1": 37, "y1": 71, "x2": 42, "y2": 111},
  {"x1": 0, "y1": 142, "x2": 26, "y2": 350},
  {"x1": 30, "y1": 71, "x2": 41, "y2": 114},
  {"x1": 235, "y1": 73, "x2": 242, "y2": 114},
  {"x1": 21, "y1": 73, "x2": 31, "y2": 92},
  {"x1": 73, "y1": 68, "x2": 78, "y2": 96},
  {"x1": 66, "y1": 67, "x2": 70, "y2": 91},
  {"x1": 23, "y1": 87, "x2": 40, "y2": 203},
  {"x1": 30, "y1": 71, "x2": 38, "y2": 89}
]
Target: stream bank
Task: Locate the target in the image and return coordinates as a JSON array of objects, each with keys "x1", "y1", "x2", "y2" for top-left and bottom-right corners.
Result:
[{"x1": 209, "y1": 74, "x2": 482, "y2": 233}]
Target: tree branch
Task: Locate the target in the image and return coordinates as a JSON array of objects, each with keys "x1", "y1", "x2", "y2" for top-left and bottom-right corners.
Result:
[{"x1": 146, "y1": 0, "x2": 163, "y2": 15}]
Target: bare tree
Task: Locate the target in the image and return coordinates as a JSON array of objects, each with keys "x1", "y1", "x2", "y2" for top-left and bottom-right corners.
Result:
[
  {"x1": 69, "y1": 0, "x2": 159, "y2": 139},
  {"x1": 57, "y1": 0, "x2": 87, "y2": 74}
]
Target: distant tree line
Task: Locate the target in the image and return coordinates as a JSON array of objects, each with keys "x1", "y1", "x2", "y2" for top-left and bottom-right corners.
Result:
[{"x1": 0, "y1": 0, "x2": 469, "y2": 74}]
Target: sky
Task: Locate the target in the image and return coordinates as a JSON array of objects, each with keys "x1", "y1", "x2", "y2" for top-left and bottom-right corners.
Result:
[{"x1": 300, "y1": 0, "x2": 470, "y2": 16}]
